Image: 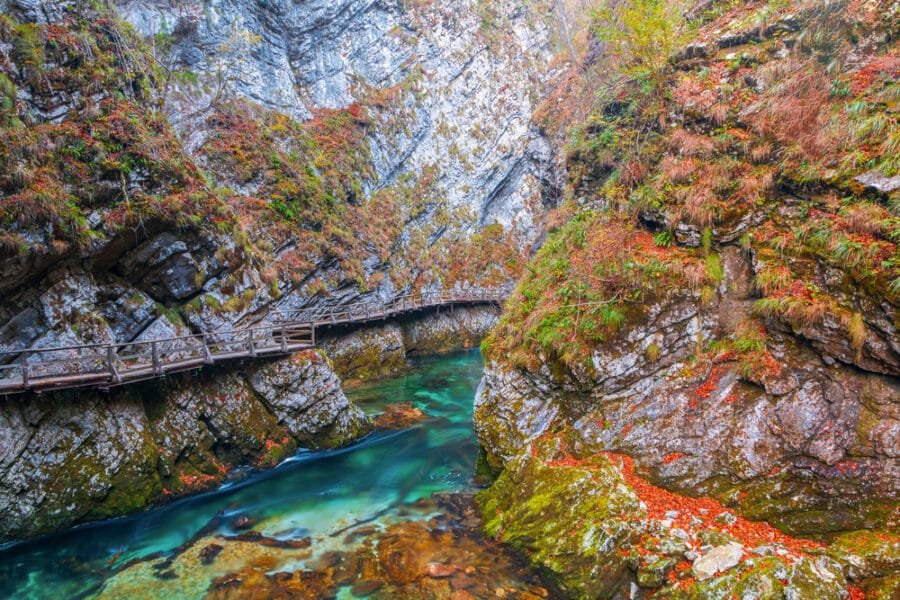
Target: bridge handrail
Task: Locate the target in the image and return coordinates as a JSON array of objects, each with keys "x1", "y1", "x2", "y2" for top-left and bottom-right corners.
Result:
[
  {"x1": 0, "y1": 322, "x2": 314, "y2": 361},
  {"x1": 0, "y1": 286, "x2": 509, "y2": 393},
  {"x1": 270, "y1": 288, "x2": 507, "y2": 322}
]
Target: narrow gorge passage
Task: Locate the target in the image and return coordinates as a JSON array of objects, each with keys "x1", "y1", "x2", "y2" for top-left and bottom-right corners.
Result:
[
  {"x1": 1, "y1": 351, "x2": 552, "y2": 599},
  {"x1": 0, "y1": 0, "x2": 897, "y2": 597}
]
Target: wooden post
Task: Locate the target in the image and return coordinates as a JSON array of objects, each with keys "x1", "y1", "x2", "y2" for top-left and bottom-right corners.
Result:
[
  {"x1": 152, "y1": 341, "x2": 161, "y2": 375},
  {"x1": 280, "y1": 328, "x2": 288, "y2": 352},
  {"x1": 202, "y1": 334, "x2": 214, "y2": 364},
  {"x1": 106, "y1": 345, "x2": 121, "y2": 383},
  {"x1": 248, "y1": 329, "x2": 256, "y2": 357},
  {"x1": 310, "y1": 324, "x2": 316, "y2": 347},
  {"x1": 20, "y1": 352, "x2": 29, "y2": 389}
]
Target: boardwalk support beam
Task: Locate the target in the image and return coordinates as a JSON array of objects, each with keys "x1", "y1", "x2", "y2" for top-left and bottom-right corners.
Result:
[
  {"x1": 106, "y1": 345, "x2": 120, "y2": 383},
  {"x1": 151, "y1": 341, "x2": 162, "y2": 375}
]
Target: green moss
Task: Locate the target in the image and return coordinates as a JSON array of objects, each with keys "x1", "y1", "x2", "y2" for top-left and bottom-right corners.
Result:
[
  {"x1": 862, "y1": 574, "x2": 900, "y2": 600},
  {"x1": 826, "y1": 530, "x2": 900, "y2": 580},
  {"x1": 329, "y1": 334, "x2": 406, "y2": 383},
  {"x1": 477, "y1": 436, "x2": 643, "y2": 599}
]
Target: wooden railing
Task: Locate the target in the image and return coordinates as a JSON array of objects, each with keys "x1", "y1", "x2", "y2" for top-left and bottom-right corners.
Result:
[{"x1": 0, "y1": 288, "x2": 507, "y2": 395}]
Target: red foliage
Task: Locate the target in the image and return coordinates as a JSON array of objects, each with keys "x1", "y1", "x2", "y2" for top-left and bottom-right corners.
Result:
[
  {"x1": 847, "y1": 52, "x2": 900, "y2": 94},
  {"x1": 662, "y1": 452, "x2": 685, "y2": 464},
  {"x1": 604, "y1": 452, "x2": 824, "y2": 556},
  {"x1": 846, "y1": 585, "x2": 866, "y2": 600},
  {"x1": 694, "y1": 364, "x2": 729, "y2": 401}
]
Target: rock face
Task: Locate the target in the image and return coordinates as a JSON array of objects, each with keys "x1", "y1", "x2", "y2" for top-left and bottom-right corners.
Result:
[
  {"x1": 476, "y1": 434, "x2": 851, "y2": 599},
  {"x1": 0, "y1": 350, "x2": 370, "y2": 542},
  {"x1": 477, "y1": 247, "x2": 899, "y2": 535},
  {"x1": 322, "y1": 305, "x2": 501, "y2": 382},
  {"x1": 111, "y1": 0, "x2": 556, "y2": 235},
  {"x1": 0, "y1": 0, "x2": 558, "y2": 541},
  {"x1": 473, "y1": 1, "x2": 900, "y2": 596}
]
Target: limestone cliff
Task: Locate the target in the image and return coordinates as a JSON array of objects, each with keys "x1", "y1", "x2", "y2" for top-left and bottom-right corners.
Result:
[
  {"x1": 475, "y1": 0, "x2": 899, "y2": 597},
  {"x1": 0, "y1": 0, "x2": 561, "y2": 540}
]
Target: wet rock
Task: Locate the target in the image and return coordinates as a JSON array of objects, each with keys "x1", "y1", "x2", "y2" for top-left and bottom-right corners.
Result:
[
  {"x1": 692, "y1": 543, "x2": 744, "y2": 580},
  {"x1": 199, "y1": 543, "x2": 224, "y2": 565},
  {"x1": 374, "y1": 403, "x2": 428, "y2": 430},
  {"x1": 231, "y1": 515, "x2": 256, "y2": 530},
  {"x1": 426, "y1": 562, "x2": 457, "y2": 578},
  {"x1": 351, "y1": 579, "x2": 383, "y2": 596},
  {"x1": 247, "y1": 351, "x2": 372, "y2": 448}
]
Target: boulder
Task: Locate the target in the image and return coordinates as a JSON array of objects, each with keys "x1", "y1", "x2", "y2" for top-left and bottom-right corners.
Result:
[{"x1": 692, "y1": 543, "x2": 744, "y2": 580}]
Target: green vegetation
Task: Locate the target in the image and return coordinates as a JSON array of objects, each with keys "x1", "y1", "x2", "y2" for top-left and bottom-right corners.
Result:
[
  {"x1": 591, "y1": 0, "x2": 694, "y2": 116},
  {"x1": 484, "y1": 211, "x2": 714, "y2": 375},
  {"x1": 0, "y1": 11, "x2": 235, "y2": 257},
  {"x1": 490, "y1": 0, "x2": 899, "y2": 377}
]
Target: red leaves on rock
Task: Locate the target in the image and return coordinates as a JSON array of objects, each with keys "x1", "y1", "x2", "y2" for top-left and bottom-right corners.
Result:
[
  {"x1": 662, "y1": 452, "x2": 685, "y2": 464},
  {"x1": 846, "y1": 585, "x2": 866, "y2": 600},
  {"x1": 692, "y1": 364, "x2": 729, "y2": 408},
  {"x1": 603, "y1": 452, "x2": 824, "y2": 556}
]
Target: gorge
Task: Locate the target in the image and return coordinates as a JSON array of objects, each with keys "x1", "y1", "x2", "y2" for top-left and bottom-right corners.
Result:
[{"x1": 0, "y1": 0, "x2": 898, "y2": 598}]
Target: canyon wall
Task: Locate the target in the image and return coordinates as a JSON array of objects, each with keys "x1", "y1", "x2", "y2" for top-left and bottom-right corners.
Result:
[
  {"x1": 0, "y1": 0, "x2": 561, "y2": 539},
  {"x1": 474, "y1": 1, "x2": 899, "y2": 598}
]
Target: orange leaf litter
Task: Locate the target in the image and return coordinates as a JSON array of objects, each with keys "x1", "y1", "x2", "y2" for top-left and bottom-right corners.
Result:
[{"x1": 603, "y1": 452, "x2": 824, "y2": 555}]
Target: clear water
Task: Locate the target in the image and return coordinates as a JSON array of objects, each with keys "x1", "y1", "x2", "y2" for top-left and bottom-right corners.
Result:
[{"x1": 0, "y1": 349, "x2": 486, "y2": 599}]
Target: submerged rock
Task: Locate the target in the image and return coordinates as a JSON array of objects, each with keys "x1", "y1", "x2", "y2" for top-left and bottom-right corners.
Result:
[
  {"x1": 374, "y1": 403, "x2": 428, "y2": 430},
  {"x1": 98, "y1": 492, "x2": 551, "y2": 600}
]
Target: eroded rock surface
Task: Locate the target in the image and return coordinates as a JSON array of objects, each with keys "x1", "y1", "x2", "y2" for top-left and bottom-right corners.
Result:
[
  {"x1": 476, "y1": 434, "x2": 853, "y2": 599},
  {"x1": 0, "y1": 350, "x2": 370, "y2": 542},
  {"x1": 477, "y1": 248, "x2": 899, "y2": 536},
  {"x1": 323, "y1": 305, "x2": 500, "y2": 382}
]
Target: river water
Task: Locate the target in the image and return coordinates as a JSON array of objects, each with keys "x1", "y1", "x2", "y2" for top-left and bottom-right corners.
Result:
[{"x1": 0, "y1": 349, "x2": 549, "y2": 599}]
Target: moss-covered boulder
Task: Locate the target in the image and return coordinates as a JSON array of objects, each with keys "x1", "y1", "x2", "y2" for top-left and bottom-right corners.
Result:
[
  {"x1": 477, "y1": 435, "x2": 643, "y2": 598},
  {"x1": 827, "y1": 530, "x2": 900, "y2": 581},
  {"x1": 320, "y1": 324, "x2": 407, "y2": 383},
  {"x1": 477, "y1": 433, "x2": 852, "y2": 599}
]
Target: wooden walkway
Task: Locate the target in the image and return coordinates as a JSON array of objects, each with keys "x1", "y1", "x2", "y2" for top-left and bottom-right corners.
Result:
[{"x1": 0, "y1": 288, "x2": 507, "y2": 395}]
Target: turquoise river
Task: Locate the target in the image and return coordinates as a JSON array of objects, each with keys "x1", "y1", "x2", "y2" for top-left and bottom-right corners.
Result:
[{"x1": 0, "y1": 349, "x2": 552, "y2": 599}]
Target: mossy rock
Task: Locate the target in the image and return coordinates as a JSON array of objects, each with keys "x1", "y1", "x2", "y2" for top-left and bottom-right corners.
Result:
[
  {"x1": 827, "y1": 530, "x2": 900, "y2": 580},
  {"x1": 862, "y1": 574, "x2": 900, "y2": 600},
  {"x1": 476, "y1": 436, "x2": 645, "y2": 599}
]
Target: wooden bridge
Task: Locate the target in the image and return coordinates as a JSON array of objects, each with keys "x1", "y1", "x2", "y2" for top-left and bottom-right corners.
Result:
[{"x1": 0, "y1": 288, "x2": 507, "y2": 395}]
